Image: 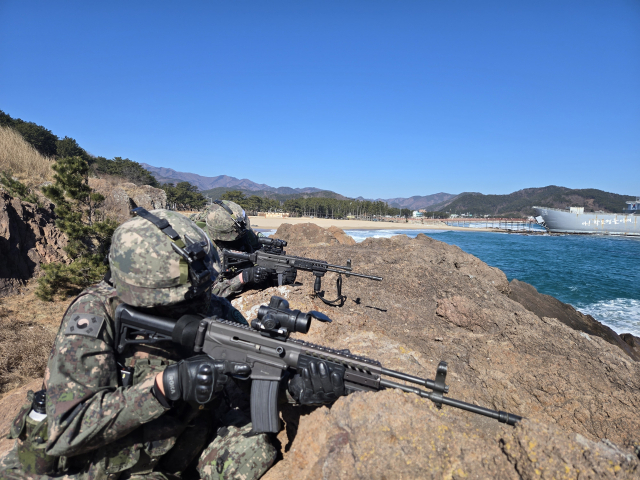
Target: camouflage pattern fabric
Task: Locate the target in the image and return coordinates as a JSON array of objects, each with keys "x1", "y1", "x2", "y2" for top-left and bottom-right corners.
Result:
[
  {"x1": 0, "y1": 282, "x2": 265, "y2": 480},
  {"x1": 109, "y1": 210, "x2": 217, "y2": 308},
  {"x1": 197, "y1": 410, "x2": 276, "y2": 480},
  {"x1": 204, "y1": 201, "x2": 250, "y2": 243}
]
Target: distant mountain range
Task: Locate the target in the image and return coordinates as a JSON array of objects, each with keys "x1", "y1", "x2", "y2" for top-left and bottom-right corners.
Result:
[
  {"x1": 363, "y1": 193, "x2": 459, "y2": 210},
  {"x1": 141, "y1": 163, "x2": 457, "y2": 210},
  {"x1": 140, "y1": 164, "x2": 633, "y2": 216},
  {"x1": 141, "y1": 164, "x2": 326, "y2": 195}
]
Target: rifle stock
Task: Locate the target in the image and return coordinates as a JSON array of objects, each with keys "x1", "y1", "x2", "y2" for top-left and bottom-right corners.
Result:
[{"x1": 115, "y1": 297, "x2": 523, "y2": 433}]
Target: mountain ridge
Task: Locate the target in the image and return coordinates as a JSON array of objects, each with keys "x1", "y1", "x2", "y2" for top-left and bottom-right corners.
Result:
[{"x1": 142, "y1": 163, "x2": 457, "y2": 209}]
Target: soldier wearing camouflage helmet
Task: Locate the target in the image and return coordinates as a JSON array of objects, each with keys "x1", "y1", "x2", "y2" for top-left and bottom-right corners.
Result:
[
  {"x1": 192, "y1": 200, "x2": 293, "y2": 298},
  {"x1": 0, "y1": 209, "x2": 277, "y2": 479}
]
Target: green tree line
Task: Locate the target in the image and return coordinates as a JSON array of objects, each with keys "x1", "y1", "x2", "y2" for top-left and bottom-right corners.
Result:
[{"x1": 220, "y1": 190, "x2": 413, "y2": 218}]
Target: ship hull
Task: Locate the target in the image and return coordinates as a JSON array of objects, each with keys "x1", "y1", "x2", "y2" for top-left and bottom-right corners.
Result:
[{"x1": 533, "y1": 207, "x2": 640, "y2": 236}]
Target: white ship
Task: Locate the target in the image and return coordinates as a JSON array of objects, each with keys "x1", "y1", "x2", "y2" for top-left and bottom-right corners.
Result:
[{"x1": 534, "y1": 198, "x2": 639, "y2": 236}]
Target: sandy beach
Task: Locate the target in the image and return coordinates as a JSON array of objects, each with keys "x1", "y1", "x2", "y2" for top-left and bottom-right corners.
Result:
[{"x1": 249, "y1": 216, "x2": 498, "y2": 232}]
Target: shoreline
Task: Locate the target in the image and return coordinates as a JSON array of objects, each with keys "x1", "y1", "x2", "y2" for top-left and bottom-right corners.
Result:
[{"x1": 249, "y1": 216, "x2": 501, "y2": 232}]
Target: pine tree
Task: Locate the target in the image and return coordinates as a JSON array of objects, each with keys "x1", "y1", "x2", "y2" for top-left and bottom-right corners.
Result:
[{"x1": 37, "y1": 156, "x2": 117, "y2": 300}]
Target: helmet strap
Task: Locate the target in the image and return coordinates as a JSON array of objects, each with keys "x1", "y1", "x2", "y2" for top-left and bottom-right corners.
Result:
[
  {"x1": 132, "y1": 208, "x2": 212, "y2": 298},
  {"x1": 212, "y1": 199, "x2": 247, "y2": 234}
]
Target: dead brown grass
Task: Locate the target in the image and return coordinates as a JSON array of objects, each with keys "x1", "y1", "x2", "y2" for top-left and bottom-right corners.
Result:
[
  {"x1": 0, "y1": 281, "x2": 73, "y2": 395},
  {"x1": 0, "y1": 125, "x2": 53, "y2": 187}
]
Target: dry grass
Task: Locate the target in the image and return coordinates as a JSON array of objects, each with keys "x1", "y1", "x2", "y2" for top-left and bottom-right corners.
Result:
[
  {"x1": 0, "y1": 281, "x2": 73, "y2": 395},
  {"x1": 0, "y1": 125, "x2": 53, "y2": 187}
]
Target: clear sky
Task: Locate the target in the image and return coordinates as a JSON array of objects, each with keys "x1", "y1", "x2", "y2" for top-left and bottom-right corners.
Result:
[{"x1": 1, "y1": 1, "x2": 638, "y2": 199}]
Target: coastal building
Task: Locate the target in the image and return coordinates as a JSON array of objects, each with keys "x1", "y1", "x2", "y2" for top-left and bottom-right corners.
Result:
[{"x1": 412, "y1": 211, "x2": 423, "y2": 218}]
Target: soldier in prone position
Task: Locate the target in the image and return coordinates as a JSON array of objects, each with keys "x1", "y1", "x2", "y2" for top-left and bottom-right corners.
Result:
[
  {"x1": 0, "y1": 209, "x2": 344, "y2": 480},
  {"x1": 191, "y1": 200, "x2": 295, "y2": 299}
]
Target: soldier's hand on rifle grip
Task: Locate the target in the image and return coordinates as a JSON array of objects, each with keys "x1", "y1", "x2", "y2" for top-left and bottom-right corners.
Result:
[
  {"x1": 241, "y1": 266, "x2": 269, "y2": 285},
  {"x1": 161, "y1": 356, "x2": 237, "y2": 405},
  {"x1": 289, "y1": 360, "x2": 345, "y2": 405}
]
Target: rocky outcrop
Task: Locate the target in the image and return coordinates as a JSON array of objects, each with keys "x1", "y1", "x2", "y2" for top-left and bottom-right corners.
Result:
[
  {"x1": 229, "y1": 226, "x2": 640, "y2": 476},
  {"x1": 621, "y1": 333, "x2": 640, "y2": 358},
  {"x1": 265, "y1": 391, "x2": 639, "y2": 480},
  {"x1": 0, "y1": 191, "x2": 68, "y2": 296},
  {"x1": 89, "y1": 178, "x2": 167, "y2": 223},
  {"x1": 273, "y1": 222, "x2": 356, "y2": 246},
  {"x1": 508, "y1": 278, "x2": 639, "y2": 361}
]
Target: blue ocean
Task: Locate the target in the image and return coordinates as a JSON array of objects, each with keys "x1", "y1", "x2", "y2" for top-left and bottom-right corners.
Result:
[{"x1": 262, "y1": 228, "x2": 640, "y2": 336}]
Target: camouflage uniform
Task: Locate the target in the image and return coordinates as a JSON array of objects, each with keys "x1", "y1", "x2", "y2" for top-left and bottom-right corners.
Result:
[
  {"x1": 0, "y1": 211, "x2": 276, "y2": 480},
  {"x1": 191, "y1": 203, "x2": 261, "y2": 299}
]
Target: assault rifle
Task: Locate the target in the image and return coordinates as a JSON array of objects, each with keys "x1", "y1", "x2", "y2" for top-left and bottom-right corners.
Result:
[
  {"x1": 221, "y1": 249, "x2": 382, "y2": 307},
  {"x1": 114, "y1": 296, "x2": 523, "y2": 433}
]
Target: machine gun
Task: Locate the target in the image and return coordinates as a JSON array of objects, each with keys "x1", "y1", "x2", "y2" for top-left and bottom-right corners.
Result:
[
  {"x1": 114, "y1": 296, "x2": 523, "y2": 434},
  {"x1": 221, "y1": 249, "x2": 382, "y2": 306}
]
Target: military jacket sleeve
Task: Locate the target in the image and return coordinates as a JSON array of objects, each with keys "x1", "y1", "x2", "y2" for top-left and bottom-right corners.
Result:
[
  {"x1": 44, "y1": 286, "x2": 169, "y2": 457},
  {"x1": 210, "y1": 241, "x2": 244, "y2": 299},
  {"x1": 212, "y1": 274, "x2": 244, "y2": 299}
]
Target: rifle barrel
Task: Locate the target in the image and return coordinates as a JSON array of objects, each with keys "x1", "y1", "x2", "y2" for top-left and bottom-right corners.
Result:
[
  {"x1": 325, "y1": 267, "x2": 382, "y2": 281},
  {"x1": 379, "y1": 379, "x2": 522, "y2": 425}
]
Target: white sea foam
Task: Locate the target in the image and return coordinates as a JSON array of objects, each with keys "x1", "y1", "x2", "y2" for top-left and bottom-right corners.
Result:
[
  {"x1": 344, "y1": 229, "x2": 451, "y2": 243},
  {"x1": 576, "y1": 298, "x2": 640, "y2": 336}
]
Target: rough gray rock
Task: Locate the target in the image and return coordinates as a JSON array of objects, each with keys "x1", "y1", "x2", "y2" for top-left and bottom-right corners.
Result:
[
  {"x1": 620, "y1": 333, "x2": 640, "y2": 359},
  {"x1": 0, "y1": 191, "x2": 68, "y2": 296},
  {"x1": 273, "y1": 222, "x2": 356, "y2": 246},
  {"x1": 508, "y1": 278, "x2": 639, "y2": 361},
  {"x1": 230, "y1": 228, "x2": 640, "y2": 477},
  {"x1": 89, "y1": 178, "x2": 167, "y2": 223},
  {"x1": 264, "y1": 390, "x2": 639, "y2": 480}
]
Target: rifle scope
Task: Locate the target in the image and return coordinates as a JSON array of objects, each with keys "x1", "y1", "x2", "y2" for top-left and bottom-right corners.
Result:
[
  {"x1": 258, "y1": 237, "x2": 287, "y2": 248},
  {"x1": 252, "y1": 297, "x2": 330, "y2": 335}
]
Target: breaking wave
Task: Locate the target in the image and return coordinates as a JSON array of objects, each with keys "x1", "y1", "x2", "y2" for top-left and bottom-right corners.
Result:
[{"x1": 576, "y1": 298, "x2": 640, "y2": 336}]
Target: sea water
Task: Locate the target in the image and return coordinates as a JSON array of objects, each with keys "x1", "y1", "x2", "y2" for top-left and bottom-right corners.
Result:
[{"x1": 259, "y1": 228, "x2": 640, "y2": 336}]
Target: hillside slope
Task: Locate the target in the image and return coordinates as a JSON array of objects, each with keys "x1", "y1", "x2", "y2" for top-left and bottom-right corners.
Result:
[{"x1": 432, "y1": 186, "x2": 636, "y2": 217}]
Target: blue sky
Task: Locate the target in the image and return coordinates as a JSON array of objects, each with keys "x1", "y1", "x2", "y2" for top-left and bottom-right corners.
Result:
[{"x1": 1, "y1": 1, "x2": 638, "y2": 198}]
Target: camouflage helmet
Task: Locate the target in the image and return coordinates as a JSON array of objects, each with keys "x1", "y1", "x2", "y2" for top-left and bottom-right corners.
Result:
[
  {"x1": 109, "y1": 209, "x2": 217, "y2": 307},
  {"x1": 204, "y1": 200, "x2": 251, "y2": 242}
]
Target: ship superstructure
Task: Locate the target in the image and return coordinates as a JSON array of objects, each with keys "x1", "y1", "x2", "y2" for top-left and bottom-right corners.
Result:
[{"x1": 534, "y1": 198, "x2": 639, "y2": 236}]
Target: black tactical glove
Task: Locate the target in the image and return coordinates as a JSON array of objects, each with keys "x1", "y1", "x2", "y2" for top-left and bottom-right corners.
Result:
[
  {"x1": 241, "y1": 266, "x2": 269, "y2": 284},
  {"x1": 162, "y1": 356, "x2": 250, "y2": 405},
  {"x1": 288, "y1": 360, "x2": 345, "y2": 405}
]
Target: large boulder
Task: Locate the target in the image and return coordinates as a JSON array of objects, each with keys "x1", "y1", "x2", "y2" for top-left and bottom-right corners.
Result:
[
  {"x1": 89, "y1": 178, "x2": 167, "y2": 223},
  {"x1": 0, "y1": 191, "x2": 69, "y2": 296},
  {"x1": 273, "y1": 223, "x2": 356, "y2": 246},
  {"x1": 230, "y1": 232, "x2": 639, "y2": 476},
  {"x1": 265, "y1": 390, "x2": 639, "y2": 480}
]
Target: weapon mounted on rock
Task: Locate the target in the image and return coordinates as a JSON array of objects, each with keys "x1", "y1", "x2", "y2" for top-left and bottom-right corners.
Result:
[
  {"x1": 114, "y1": 296, "x2": 523, "y2": 434},
  {"x1": 221, "y1": 248, "x2": 382, "y2": 307}
]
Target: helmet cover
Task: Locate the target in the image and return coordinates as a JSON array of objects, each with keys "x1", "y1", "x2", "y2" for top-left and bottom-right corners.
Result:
[
  {"x1": 109, "y1": 209, "x2": 216, "y2": 307},
  {"x1": 205, "y1": 200, "x2": 250, "y2": 242}
]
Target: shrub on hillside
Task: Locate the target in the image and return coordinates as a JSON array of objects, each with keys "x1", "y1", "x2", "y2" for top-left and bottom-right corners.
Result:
[
  {"x1": 163, "y1": 181, "x2": 207, "y2": 210},
  {"x1": 37, "y1": 156, "x2": 117, "y2": 301},
  {"x1": 92, "y1": 156, "x2": 159, "y2": 187},
  {"x1": 0, "y1": 172, "x2": 40, "y2": 205}
]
